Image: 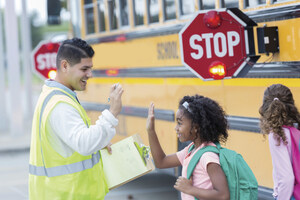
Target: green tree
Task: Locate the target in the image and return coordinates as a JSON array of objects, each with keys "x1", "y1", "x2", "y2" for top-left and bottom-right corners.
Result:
[{"x1": 30, "y1": 11, "x2": 44, "y2": 48}]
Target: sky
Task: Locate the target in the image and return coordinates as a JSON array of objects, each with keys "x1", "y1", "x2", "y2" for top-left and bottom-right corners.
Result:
[
  {"x1": 1, "y1": 0, "x2": 68, "y2": 25},
  {"x1": 0, "y1": 0, "x2": 46, "y2": 23}
]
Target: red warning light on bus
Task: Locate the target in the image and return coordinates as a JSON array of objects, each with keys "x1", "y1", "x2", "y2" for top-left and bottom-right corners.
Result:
[
  {"x1": 208, "y1": 61, "x2": 226, "y2": 80},
  {"x1": 106, "y1": 69, "x2": 119, "y2": 76},
  {"x1": 204, "y1": 11, "x2": 222, "y2": 29}
]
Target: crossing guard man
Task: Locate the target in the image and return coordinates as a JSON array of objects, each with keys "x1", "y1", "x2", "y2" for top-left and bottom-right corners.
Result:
[{"x1": 29, "y1": 38, "x2": 124, "y2": 199}]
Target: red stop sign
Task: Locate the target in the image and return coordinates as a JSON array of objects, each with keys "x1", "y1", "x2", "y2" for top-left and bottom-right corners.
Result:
[
  {"x1": 179, "y1": 8, "x2": 259, "y2": 80},
  {"x1": 32, "y1": 41, "x2": 60, "y2": 79}
]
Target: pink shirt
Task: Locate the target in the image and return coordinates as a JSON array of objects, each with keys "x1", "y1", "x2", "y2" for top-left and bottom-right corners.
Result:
[
  {"x1": 176, "y1": 142, "x2": 220, "y2": 200},
  {"x1": 268, "y1": 128, "x2": 294, "y2": 200}
]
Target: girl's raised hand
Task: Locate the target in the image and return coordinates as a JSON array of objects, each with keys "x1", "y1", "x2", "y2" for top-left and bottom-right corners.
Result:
[
  {"x1": 174, "y1": 176, "x2": 193, "y2": 194},
  {"x1": 146, "y1": 102, "x2": 155, "y2": 133}
]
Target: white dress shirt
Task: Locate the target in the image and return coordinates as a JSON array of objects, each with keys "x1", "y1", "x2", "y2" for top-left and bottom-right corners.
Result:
[{"x1": 46, "y1": 103, "x2": 118, "y2": 157}]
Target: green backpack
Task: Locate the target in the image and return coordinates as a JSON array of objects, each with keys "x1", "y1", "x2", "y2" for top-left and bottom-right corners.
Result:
[{"x1": 187, "y1": 143, "x2": 258, "y2": 200}]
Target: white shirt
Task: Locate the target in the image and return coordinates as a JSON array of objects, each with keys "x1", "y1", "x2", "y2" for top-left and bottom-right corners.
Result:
[{"x1": 46, "y1": 103, "x2": 118, "y2": 157}]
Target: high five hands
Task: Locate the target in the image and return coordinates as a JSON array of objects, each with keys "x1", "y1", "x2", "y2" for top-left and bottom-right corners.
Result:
[
  {"x1": 109, "y1": 83, "x2": 124, "y2": 117},
  {"x1": 146, "y1": 102, "x2": 155, "y2": 133}
]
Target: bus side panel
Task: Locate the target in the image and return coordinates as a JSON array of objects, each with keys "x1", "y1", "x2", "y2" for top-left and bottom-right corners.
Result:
[{"x1": 225, "y1": 130, "x2": 273, "y2": 187}]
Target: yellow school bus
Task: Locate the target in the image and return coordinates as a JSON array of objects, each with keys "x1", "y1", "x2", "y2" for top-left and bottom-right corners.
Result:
[{"x1": 68, "y1": 0, "x2": 300, "y2": 198}]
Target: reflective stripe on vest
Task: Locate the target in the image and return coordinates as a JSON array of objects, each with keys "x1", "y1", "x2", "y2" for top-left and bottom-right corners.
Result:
[
  {"x1": 29, "y1": 151, "x2": 100, "y2": 177},
  {"x1": 29, "y1": 90, "x2": 99, "y2": 177}
]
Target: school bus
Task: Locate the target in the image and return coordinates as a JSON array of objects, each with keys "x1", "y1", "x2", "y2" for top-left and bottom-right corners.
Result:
[{"x1": 67, "y1": 0, "x2": 300, "y2": 198}]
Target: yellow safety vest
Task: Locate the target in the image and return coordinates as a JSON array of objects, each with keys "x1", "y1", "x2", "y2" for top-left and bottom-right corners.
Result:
[{"x1": 29, "y1": 85, "x2": 108, "y2": 200}]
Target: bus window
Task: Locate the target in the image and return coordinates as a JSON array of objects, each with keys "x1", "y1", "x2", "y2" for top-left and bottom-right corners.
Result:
[
  {"x1": 179, "y1": 0, "x2": 194, "y2": 16},
  {"x1": 163, "y1": 0, "x2": 176, "y2": 21},
  {"x1": 97, "y1": 0, "x2": 106, "y2": 32},
  {"x1": 108, "y1": 0, "x2": 118, "y2": 30},
  {"x1": 199, "y1": 0, "x2": 215, "y2": 10},
  {"x1": 221, "y1": 0, "x2": 239, "y2": 8},
  {"x1": 244, "y1": 0, "x2": 266, "y2": 8},
  {"x1": 119, "y1": 0, "x2": 129, "y2": 27},
  {"x1": 84, "y1": 0, "x2": 95, "y2": 34},
  {"x1": 133, "y1": 0, "x2": 145, "y2": 26},
  {"x1": 272, "y1": 0, "x2": 295, "y2": 3},
  {"x1": 147, "y1": 0, "x2": 159, "y2": 24}
]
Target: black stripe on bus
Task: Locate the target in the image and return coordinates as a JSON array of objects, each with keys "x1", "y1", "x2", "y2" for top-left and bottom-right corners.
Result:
[
  {"x1": 227, "y1": 116, "x2": 260, "y2": 133},
  {"x1": 246, "y1": 3, "x2": 300, "y2": 23},
  {"x1": 87, "y1": 4, "x2": 300, "y2": 44},
  {"x1": 81, "y1": 102, "x2": 261, "y2": 133},
  {"x1": 87, "y1": 23, "x2": 184, "y2": 44},
  {"x1": 92, "y1": 62, "x2": 300, "y2": 78},
  {"x1": 81, "y1": 102, "x2": 175, "y2": 122},
  {"x1": 258, "y1": 186, "x2": 274, "y2": 200}
]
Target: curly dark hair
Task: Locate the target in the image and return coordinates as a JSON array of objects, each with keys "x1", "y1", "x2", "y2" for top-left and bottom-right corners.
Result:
[
  {"x1": 259, "y1": 84, "x2": 300, "y2": 144},
  {"x1": 56, "y1": 37, "x2": 94, "y2": 69},
  {"x1": 179, "y1": 95, "x2": 228, "y2": 144}
]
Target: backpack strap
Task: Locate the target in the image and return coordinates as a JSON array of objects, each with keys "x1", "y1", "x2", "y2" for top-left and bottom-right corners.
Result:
[
  {"x1": 188, "y1": 143, "x2": 194, "y2": 153},
  {"x1": 186, "y1": 144, "x2": 219, "y2": 179},
  {"x1": 214, "y1": 142, "x2": 222, "y2": 149}
]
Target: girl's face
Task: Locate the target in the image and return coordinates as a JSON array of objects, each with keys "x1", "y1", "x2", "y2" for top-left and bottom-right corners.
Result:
[{"x1": 175, "y1": 109, "x2": 196, "y2": 142}]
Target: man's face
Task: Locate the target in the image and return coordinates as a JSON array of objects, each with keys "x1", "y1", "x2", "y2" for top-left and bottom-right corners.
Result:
[{"x1": 65, "y1": 58, "x2": 93, "y2": 91}]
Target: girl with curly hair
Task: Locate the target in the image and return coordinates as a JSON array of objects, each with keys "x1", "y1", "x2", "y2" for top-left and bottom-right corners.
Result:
[
  {"x1": 259, "y1": 84, "x2": 300, "y2": 200},
  {"x1": 146, "y1": 95, "x2": 230, "y2": 200}
]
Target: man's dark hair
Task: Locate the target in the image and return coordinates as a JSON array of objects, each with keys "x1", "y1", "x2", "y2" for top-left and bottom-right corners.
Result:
[{"x1": 56, "y1": 37, "x2": 94, "y2": 69}]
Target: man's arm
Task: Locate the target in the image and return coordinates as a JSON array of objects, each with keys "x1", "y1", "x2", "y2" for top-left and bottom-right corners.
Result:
[
  {"x1": 49, "y1": 103, "x2": 118, "y2": 156},
  {"x1": 48, "y1": 84, "x2": 124, "y2": 156}
]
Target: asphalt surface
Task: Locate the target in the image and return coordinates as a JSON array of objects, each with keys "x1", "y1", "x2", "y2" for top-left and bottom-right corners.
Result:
[{"x1": 0, "y1": 150, "x2": 180, "y2": 200}]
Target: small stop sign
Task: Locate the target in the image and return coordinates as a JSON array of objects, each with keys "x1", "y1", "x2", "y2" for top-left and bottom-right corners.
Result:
[
  {"x1": 32, "y1": 41, "x2": 60, "y2": 79},
  {"x1": 179, "y1": 8, "x2": 259, "y2": 80}
]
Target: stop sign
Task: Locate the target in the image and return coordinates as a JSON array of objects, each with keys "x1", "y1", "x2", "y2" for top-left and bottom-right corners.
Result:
[
  {"x1": 179, "y1": 8, "x2": 260, "y2": 80},
  {"x1": 32, "y1": 41, "x2": 60, "y2": 79}
]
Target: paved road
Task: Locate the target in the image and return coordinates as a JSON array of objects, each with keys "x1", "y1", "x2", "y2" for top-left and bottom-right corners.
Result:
[
  {"x1": 105, "y1": 173, "x2": 179, "y2": 200},
  {"x1": 0, "y1": 151, "x2": 29, "y2": 200},
  {"x1": 0, "y1": 151, "x2": 179, "y2": 200},
  {"x1": 0, "y1": 150, "x2": 274, "y2": 200}
]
